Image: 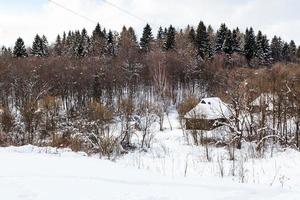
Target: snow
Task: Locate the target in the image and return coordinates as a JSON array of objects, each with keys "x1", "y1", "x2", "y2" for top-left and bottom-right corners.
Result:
[
  {"x1": 1, "y1": 109, "x2": 300, "y2": 199},
  {"x1": 184, "y1": 97, "x2": 232, "y2": 119},
  {"x1": 250, "y1": 93, "x2": 277, "y2": 111},
  {"x1": 0, "y1": 145, "x2": 299, "y2": 200}
]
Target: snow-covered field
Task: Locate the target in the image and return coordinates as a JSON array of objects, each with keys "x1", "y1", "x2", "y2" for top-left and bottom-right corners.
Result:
[
  {"x1": 1, "y1": 110, "x2": 300, "y2": 200},
  {"x1": 0, "y1": 145, "x2": 299, "y2": 200}
]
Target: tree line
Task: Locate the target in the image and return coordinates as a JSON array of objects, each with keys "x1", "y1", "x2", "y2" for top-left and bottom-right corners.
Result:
[{"x1": 1, "y1": 21, "x2": 299, "y2": 66}]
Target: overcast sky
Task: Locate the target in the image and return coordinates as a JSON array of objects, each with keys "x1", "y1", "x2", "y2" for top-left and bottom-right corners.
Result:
[{"x1": 0, "y1": 0, "x2": 299, "y2": 47}]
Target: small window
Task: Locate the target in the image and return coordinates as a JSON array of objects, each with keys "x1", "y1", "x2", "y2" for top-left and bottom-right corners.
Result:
[
  {"x1": 201, "y1": 100, "x2": 206, "y2": 104},
  {"x1": 208, "y1": 102, "x2": 211, "y2": 105}
]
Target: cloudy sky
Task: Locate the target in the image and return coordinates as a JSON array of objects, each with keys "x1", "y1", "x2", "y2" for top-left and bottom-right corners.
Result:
[{"x1": 0, "y1": 0, "x2": 299, "y2": 47}]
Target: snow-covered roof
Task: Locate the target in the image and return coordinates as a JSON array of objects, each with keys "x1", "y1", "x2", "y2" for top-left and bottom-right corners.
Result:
[
  {"x1": 184, "y1": 97, "x2": 232, "y2": 120},
  {"x1": 250, "y1": 93, "x2": 277, "y2": 110}
]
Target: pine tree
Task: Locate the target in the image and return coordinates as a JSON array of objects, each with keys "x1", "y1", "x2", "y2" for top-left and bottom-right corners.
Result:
[
  {"x1": 72, "y1": 30, "x2": 83, "y2": 57},
  {"x1": 270, "y1": 36, "x2": 283, "y2": 62},
  {"x1": 128, "y1": 27, "x2": 138, "y2": 44},
  {"x1": 255, "y1": 31, "x2": 271, "y2": 65},
  {"x1": 107, "y1": 30, "x2": 115, "y2": 56},
  {"x1": 222, "y1": 30, "x2": 233, "y2": 54},
  {"x1": 13, "y1": 37, "x2": 27, "y2": 58},
  {"x1": 243, "y1": 27, "x2": 256, "y2": 62},
  {"x1": 206, "y1": 25, "x2": 215, "y2": 57},
  {"x1": 157, "y1": 26, "x2": 166, "y2": 49},
  {"x1": 215, "y1": 23, "x2": 228, "y2": 53},
  {"x1": 140, "y1": 24, "x2": 153, "y2": 52},
  {"x1": 61, "y1": 32, "x2": 67, "y2": 55},
  {"x1": 31, "y1": 34, "x2": 43, "y2": 56},
  {"x1": 282, "y1": 42, "x2": 291, "y2": 62},
  {"x1": 297, "y1": 46, "x2": 300, "y2": 59},
  {"x1": 80, "y1": 28, "x2": 90, "y2": 57},
  {"x1": 90, "y1": 23, "x2": 106, "y2": 56},
  {"x1": 195, "y1": 21, "x2": 209, "y2": 59},
  {"x1": 157, "y1": 26, "x2": 164, "y2": 40},
  {"x1": 188, "y1": 27, "x2": 196, "y2": 46},
  {"x1": 41, "y1": 35, "x2": 49, "y2": 57},
  {"x1": 164, "y1": 25, "x2": 176, "y2": 50},
  {"x1": 232, "y1": 28, "x2": 241, "y2": 53},
  {"x1": 54, "y1": 34, "x2": 62, "y2": 56},
  {"x1": 289, "y1": 40, "x2": 297, "y2": 61}
]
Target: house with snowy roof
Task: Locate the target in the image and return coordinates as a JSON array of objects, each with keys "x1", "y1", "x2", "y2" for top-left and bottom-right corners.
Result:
[
  {"x1": 250, "y1": 93, "x2": 277, "y2": 112},
  {"x1": 250, "y1": 93, "x2": 294, "y2": 114},
  {"x1": 184, "y1": 97, "x2": 232, "y2": 130}
]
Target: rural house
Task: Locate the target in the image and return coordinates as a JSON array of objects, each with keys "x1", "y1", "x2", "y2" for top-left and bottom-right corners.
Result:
[{"x1": 184, "y1": 97, "x2": 232, "y2": 130}]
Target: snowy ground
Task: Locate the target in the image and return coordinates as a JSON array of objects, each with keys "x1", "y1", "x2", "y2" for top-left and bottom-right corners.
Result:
[
  {"x1": 0, "y1": 146, "x2": 299, "y2": 200},
  {"x1": 1, "y1": 109, "x2": 300, "y2": 199}
]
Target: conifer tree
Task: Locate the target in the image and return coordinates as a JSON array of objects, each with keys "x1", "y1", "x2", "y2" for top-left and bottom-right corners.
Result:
[
  {"x1": 164, "y1": 25, "x2": 176, "y2": 50},
  {"x1": 270, "y1": 36, "x2": 283, "y2": 62},
  {"x1": 289, "y1": 40, "x2": 297, "y2": 60},
  {"x1": 157, "y1": 26, "x2": 165, "y2": 49},
  {"x1": 61, "y1": 32, "x2": 67, "y2": 55},
  {"x1": 243, "y1": 27, "x2": 256, "y2": 62},
  {"x1": 13, "y1": 37, "x2": 27, "y2": 58},
  {"x1": 297, "y1": 46, "x2": 300, "y2": 59},
  {"x1": 54, "y1": 34, "x2": 62, "y2": 56},
  {"x1": 91, "y1": 23, "x2": 106, "y2": 56},
  {"x1": 157, "y1": 26, "x2": 164, "y2": 40},
  {"x1": 282, "y1": 42, "x2": 291, "y2": 62},
  {"x1": 222, "y1": 30, "x2": 233, "y2": 54},
  {"x1": 195, "y1": 21, "x2": 209, "y2": 59},
  {"x1": 255, "y1": 31, "x2": 271, "y2": 65},
  {"x1": 188, "y1": 27, "x2": 196, "y2": 46},
  {"x1": 215, "y1": 23, "x2": 228, "y2": 53},
  {"x1": 41, "y1": 35, "x2": 49, "y2": 57},
  {"x1": 31, "y1": 34, "x2": 43, "y2": 56},
  {"x1": 140, "y1": 24, "x2": 153, "y2": 52},
  {"x1": 232, "y1": 28, "x2": 241, "y2": 53},
  {"x1": 107, "y1": 30, "x2": 115, "y2": 56},
  {"x1": 80, "y1": 28, "x2": 90, "y2": 57}
]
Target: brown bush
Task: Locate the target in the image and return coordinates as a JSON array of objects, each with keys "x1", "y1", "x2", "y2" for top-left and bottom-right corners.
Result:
[{"x1": 177, "y1": 95, "x2": 198, "y2": 118}]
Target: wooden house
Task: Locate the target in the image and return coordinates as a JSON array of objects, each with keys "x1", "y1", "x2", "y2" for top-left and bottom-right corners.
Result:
[{"x1": 184, "y1": 97, "x2": 232, "y2": 131}]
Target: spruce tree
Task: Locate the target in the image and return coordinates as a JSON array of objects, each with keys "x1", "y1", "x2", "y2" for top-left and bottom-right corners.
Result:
[
  {"x1": 41, "y1": 35, "x2": 49, "y2": 57},
  {"x1": 80, "y1": 28, "x2": 90, "y2": 57},
  {"x1": 188, "y1": 27, "x2": 196, "y2": 46},
  {"x1": 31, "y1": 34, "x2": 43, "y2": 56},
  {"x1": 255, "y1": 31, "x2": 271, "y2": 65},
  {"x1": 157, "y1": 26, "x2": 164, "y2": 40},
  {"x1": 215, "y1": 23, "x2": 228, "y2": 53},
  {"x1": 222, "y1": 30, "x2": 233, "y2": 54},
  {"x1": 140, "y1": 24, "x2": 153, "y2": 52},
  {"x1": 107, "y1": 30, "x2": 115, "y2": 56},
  {"x1": 195, "y1": 21, "x2": 209, "y2": 59},
  {"x1": 54, "y1": 34, "x2": 62, "y2": 56},
  {"x1": 91, "y1": 23, "x2": 106, "y2": 56},
  {"x1": 282, "y1": 42, "x2": 291, "y2": 62},
  {"x1": 297, "y1": 46, "x2": 300, "y2": 59},
  {"x1": 270, "y1": 36, "x2": 283, "y2": 62},
  {"x1": 232, "y1": 28, "x2": 241, "y2": 53},
  {"x1": 13, "y1": 37, "x2": 27, "y2": 58},
  {"x1": 164, "y1": 25, "x2": 176, "y2": 50},
  {"x1": 157, "y1": 26, "x2": 165, "y2": 49},
  {"x1": 243, "y1": 27, "x2": 256, "y2": 62},
  {"x1": 289, "y1": 40, "x2": 297, "y2": 60}
]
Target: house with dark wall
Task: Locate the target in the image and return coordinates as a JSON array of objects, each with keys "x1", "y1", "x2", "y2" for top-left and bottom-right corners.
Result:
[{"x1": 184, "y1": 97, "x2": 232, "y2": 131}]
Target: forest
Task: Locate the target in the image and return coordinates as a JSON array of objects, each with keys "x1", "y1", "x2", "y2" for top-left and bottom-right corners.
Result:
[{"x1": 0, "y1": 21, "x2": 300, "y2": 157}]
